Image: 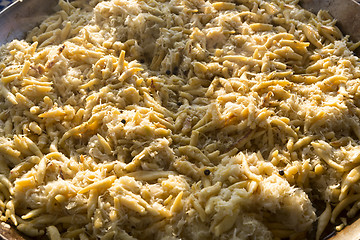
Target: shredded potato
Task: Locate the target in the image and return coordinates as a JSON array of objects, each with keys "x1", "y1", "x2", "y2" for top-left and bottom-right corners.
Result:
[{"x1": 1, "y1": 0, "x2": 360, "y2": 239}]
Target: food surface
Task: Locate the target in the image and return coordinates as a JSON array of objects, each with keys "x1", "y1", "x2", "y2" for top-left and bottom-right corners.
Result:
[{"x1": 0, "y1": 0, "x2": 360, "y2": 239}]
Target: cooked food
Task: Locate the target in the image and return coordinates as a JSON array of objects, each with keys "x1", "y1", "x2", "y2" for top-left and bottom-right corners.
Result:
[{"x1": 0, "y1": 0, "x2": 360, "y2": 239}]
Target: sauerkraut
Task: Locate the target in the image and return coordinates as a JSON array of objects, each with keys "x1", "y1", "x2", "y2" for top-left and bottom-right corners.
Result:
[{"x1": 0, "y1": 0, "x2": 359, "y2": 239}]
